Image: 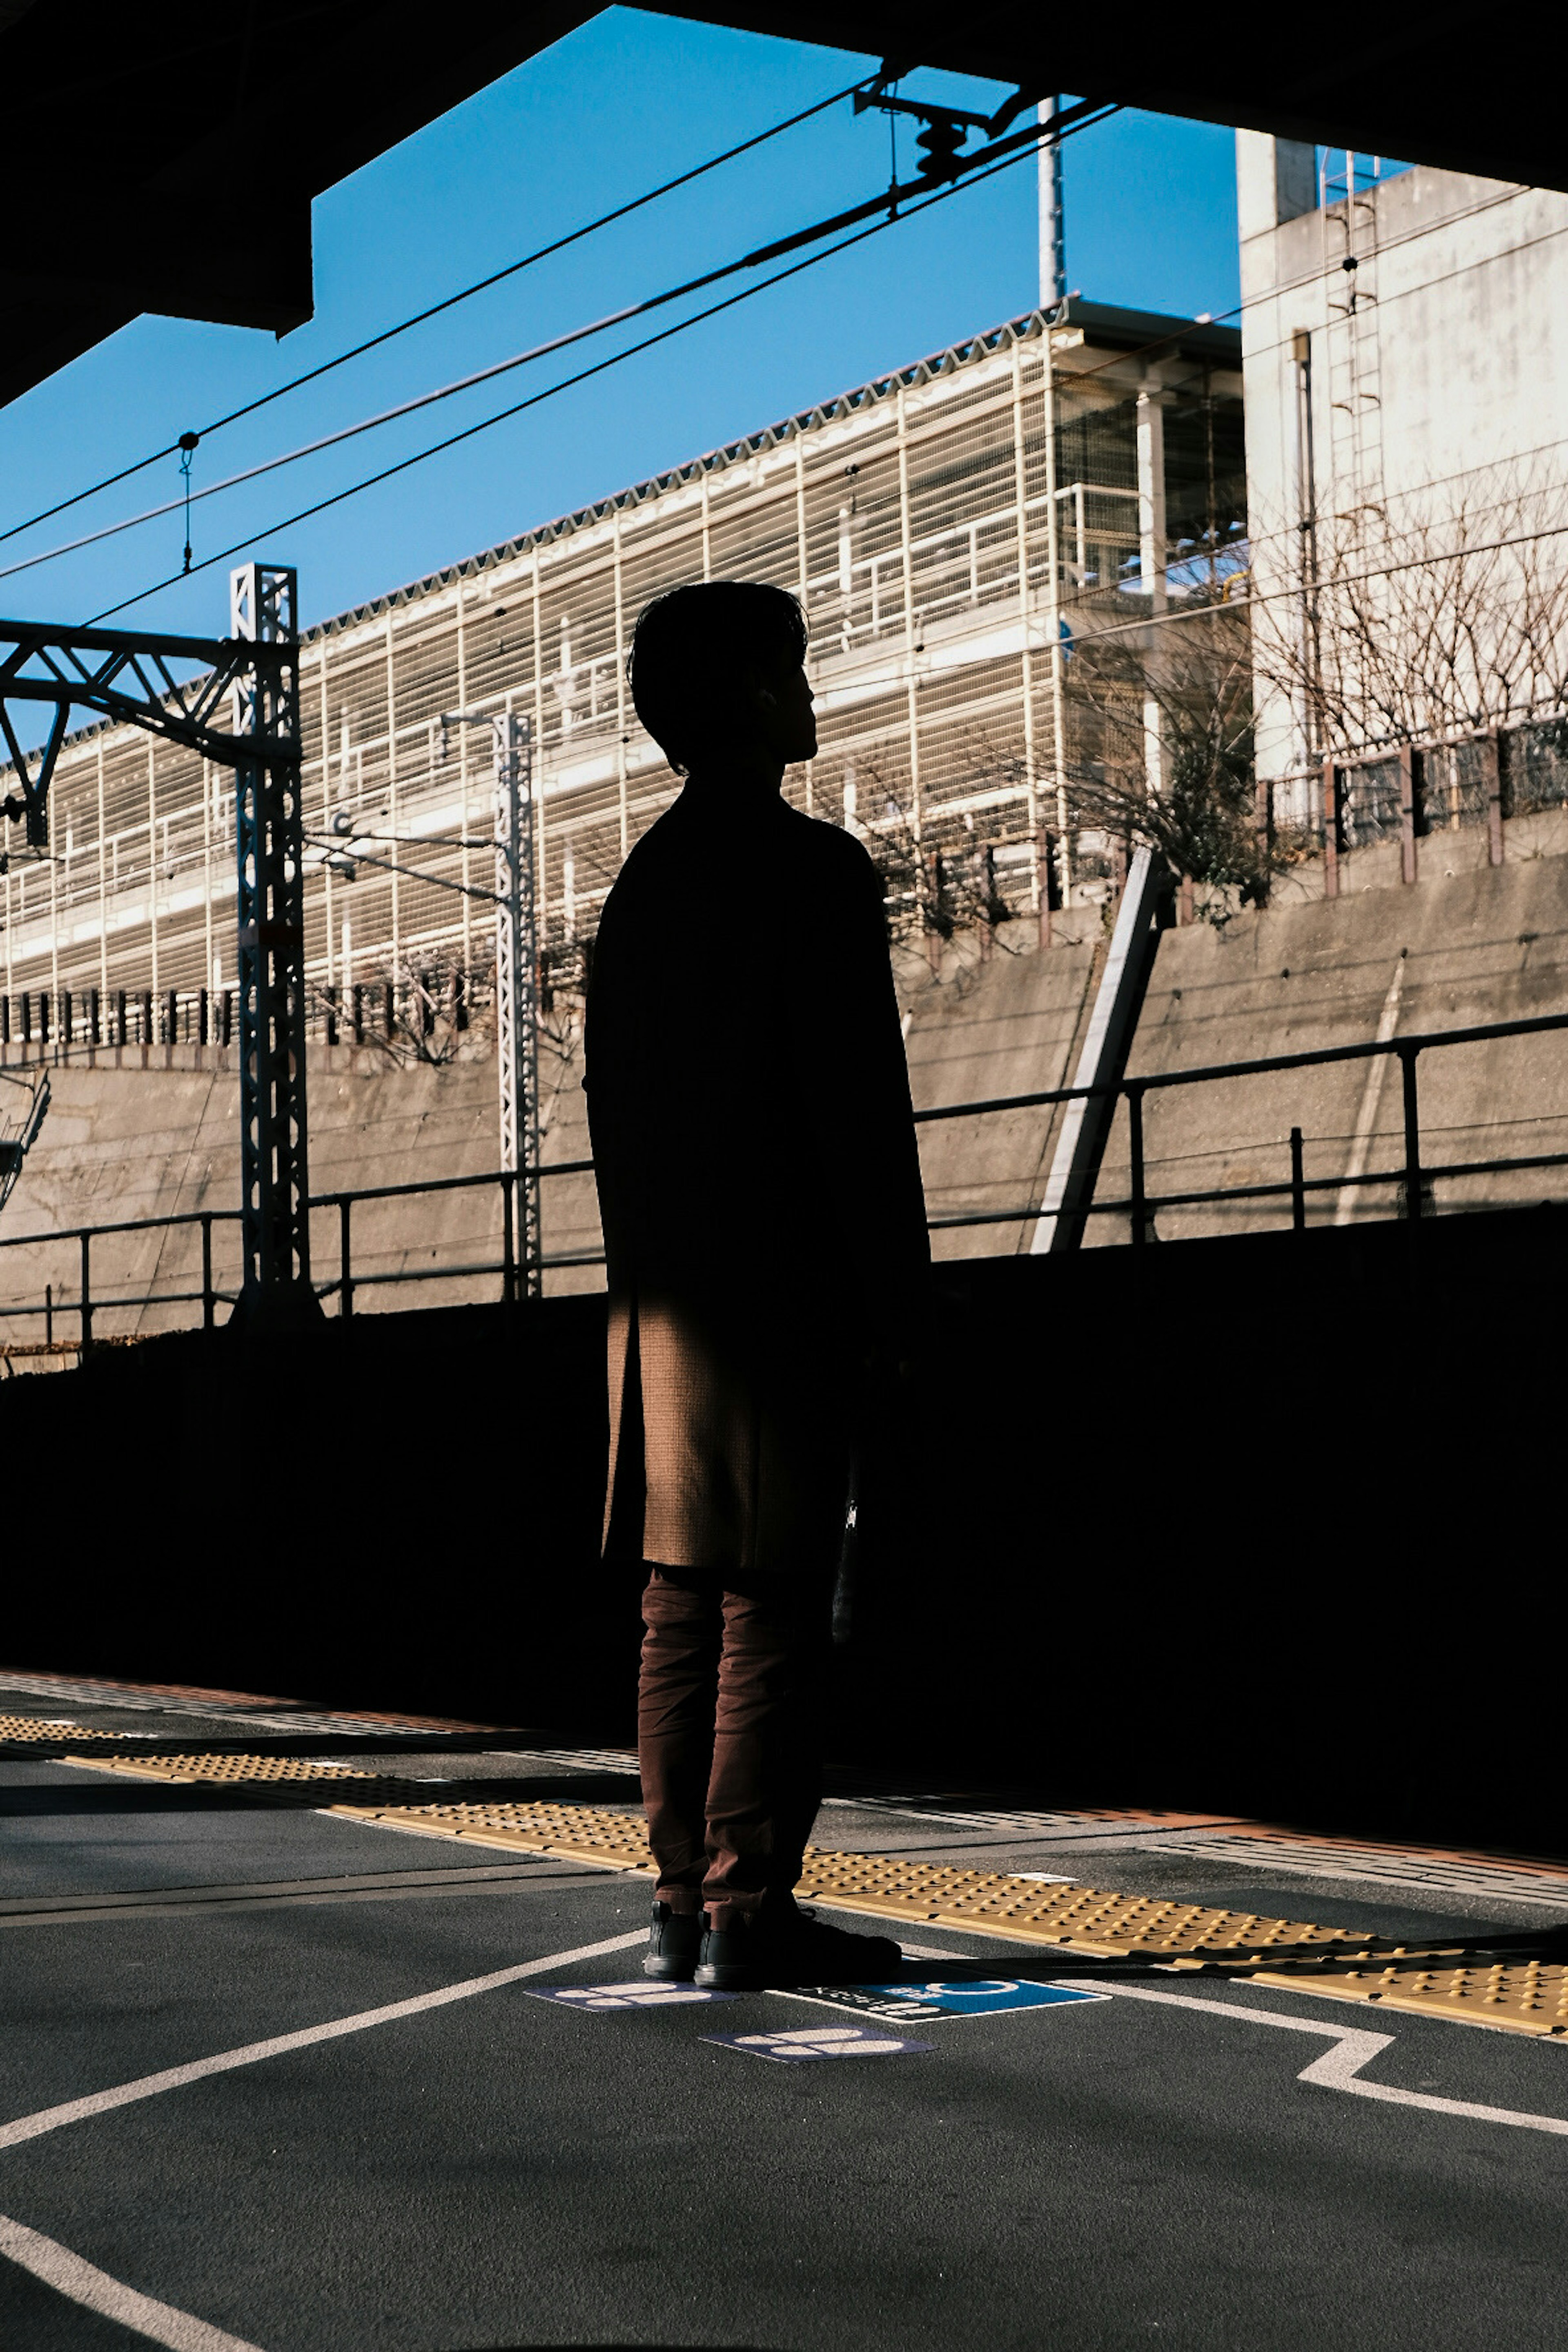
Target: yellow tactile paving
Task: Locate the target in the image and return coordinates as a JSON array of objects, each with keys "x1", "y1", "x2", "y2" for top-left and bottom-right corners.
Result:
[
  {"x1": 330, "y1": 1796, "x2": 1399, "y2": 1963},
  {"x1": 50, "y1": 1764, "x2": 1568, "y2": 2038},
  {"x1": 787, "y1": 1858, "x2": 1369, "y2": 1957},
  {"x1": 334, "y1": 1796, "x2": 654, "y2": 1865},
  {"x1": 1252, "y1": 1959, "x2": 1568, "y2": 2039},
  {"x1": 62, "y1": 1751, "x2": 374, "y2": 1785},
  {"x1": 0, "y1": 1716, "x2": 126, "y2": 1744}
]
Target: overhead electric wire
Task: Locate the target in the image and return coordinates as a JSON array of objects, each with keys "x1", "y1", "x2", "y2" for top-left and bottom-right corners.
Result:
[
  {"x1": 0, "y1": 74, "x2": 866, "y2": 556},
  {"x1": 91, "y1": 100, "x2": 1122, "y2": 623},
  {"x1": 16, "y1": 96, "x2": 1113, "y2": 596}
]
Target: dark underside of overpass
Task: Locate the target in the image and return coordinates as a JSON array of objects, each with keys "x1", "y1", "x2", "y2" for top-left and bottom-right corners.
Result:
[{"x1": 1, "y1": 0, "x2": 1561, "y2": 410}]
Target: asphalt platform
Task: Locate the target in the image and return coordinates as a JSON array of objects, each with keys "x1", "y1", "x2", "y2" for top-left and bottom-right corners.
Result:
[{"x1": 3, "y1": 1670, "x2": 1567, "y2": 2352}]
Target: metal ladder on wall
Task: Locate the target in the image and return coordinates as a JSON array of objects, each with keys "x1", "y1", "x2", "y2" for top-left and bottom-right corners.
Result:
[{"x1": 1321, "y1": 150, "x2": 1387, "y2": 539}]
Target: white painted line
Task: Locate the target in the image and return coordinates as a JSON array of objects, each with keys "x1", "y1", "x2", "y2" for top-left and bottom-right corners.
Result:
[
  {"x1": 1334, "y1": 955, "x2": 1403, "y2": 1225},
  {"x1": 0, "y1": 2211, "x2": 266, "y2": 2352},
  {"x1": 0, "y1": 1928, "x2": 645, "y2": 2153},
  {"x1": 1057, "y1": 1980, "x2": 1568, "y2": 2138}
]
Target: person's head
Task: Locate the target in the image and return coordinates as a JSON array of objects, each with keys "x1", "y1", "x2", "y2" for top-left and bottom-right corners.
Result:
[{"x1": 628, "y1": 580, "x2": 814, "y2": 780}]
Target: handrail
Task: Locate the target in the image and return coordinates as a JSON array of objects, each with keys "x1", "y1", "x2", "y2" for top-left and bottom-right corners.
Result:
[
  {"x1": 0, "y1": 1203, "x2": 241, "y2": 1252},
  {"x1": 307, "y1": 1158, "x2": 594, "y2": 1211},
  {"x1": 0, "y1": 1003, "x2": 1565, "y2": 1344},
  {"x1": 926, "y1": 1147, "x2": 1568, "y2": 1232},
  {"x1": 908, "y1": 1007, "x2": 1568, "y2": 1124}
]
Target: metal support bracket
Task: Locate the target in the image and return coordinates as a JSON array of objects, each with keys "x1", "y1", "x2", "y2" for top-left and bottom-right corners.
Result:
[
  {"x1": 0, "y1": 612, "x2": 298, "y2": 849},
  {"x1": 0, "y1": 581, "x2": 313, "y2": 1325}
]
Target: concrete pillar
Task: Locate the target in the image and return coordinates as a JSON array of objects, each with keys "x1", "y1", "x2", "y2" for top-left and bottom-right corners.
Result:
[
  {"x1": 1137, "y1": 389, "x2": 1167, "y2": 797},
  {"x1": 1235, "y1": 131, "x2": 1318, "y2": 241},
  {"x1": 1399, "y1": 745, "x2": 1419, "y2": 884}
]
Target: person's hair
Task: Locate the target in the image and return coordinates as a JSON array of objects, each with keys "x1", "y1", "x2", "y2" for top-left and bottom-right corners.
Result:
[{"x1": 628, "y1": 580, "x2": 807, "y2": 773}]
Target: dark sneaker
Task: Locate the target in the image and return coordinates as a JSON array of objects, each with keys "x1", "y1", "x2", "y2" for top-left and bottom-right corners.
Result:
[
  {"x1": 695, "y1": 1899, "x2": 902, "y2": 1990},
  {"x1": 643, "y1": 1900, "x2": 703, "y2": 1982}
]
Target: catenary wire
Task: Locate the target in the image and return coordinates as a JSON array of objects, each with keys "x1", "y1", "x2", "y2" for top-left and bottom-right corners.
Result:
[
  {"x1": 7, "y1": 97, "x2": 1113, "y2": 593},
  {"x1": 0, "y1": 75, "x2": 868, "y2": 556},
  {"x1": 91, "y1": 107, "x2": 1121, "y2": 622}
]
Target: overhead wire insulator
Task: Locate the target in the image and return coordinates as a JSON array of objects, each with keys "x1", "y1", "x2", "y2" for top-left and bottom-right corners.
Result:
[{"x1": 915, "y1": 116, "x2": 968, "y2": 181}]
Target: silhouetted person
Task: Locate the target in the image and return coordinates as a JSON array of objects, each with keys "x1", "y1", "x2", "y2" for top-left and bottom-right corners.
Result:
[{"x1": 585, "y1": 580, "x2": 929, "y2": 1989}]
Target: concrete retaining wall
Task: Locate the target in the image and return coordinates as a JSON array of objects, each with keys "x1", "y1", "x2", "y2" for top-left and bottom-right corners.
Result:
[
  {"x1": 0, "y1": 1040, "x2": 602, "y2": 1345},
  {"x1": 4, "y1": 837, "x2": 1566, "y2": 1341},
  {"x1": 1107, "y1": 846, "x2": 1568, "y2": 1244}
]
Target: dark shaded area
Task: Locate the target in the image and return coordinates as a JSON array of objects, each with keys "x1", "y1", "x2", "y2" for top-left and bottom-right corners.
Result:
[
  {"x1": 0, "y1": 0, "x2": 590, "y2": 405},
  {"x1": 4, "y1": 1295, "x2": 631, "y2": 1734},
  {"x1": 853, "y1": 1208, "x2": 1568, "y2": 1860},
  {"x1": 6, "y1": 1207, "x2": 1565, "y2": 1858},
  {"x1": 0, "y1": 2254, "x2": 154, "y2": 2352}
]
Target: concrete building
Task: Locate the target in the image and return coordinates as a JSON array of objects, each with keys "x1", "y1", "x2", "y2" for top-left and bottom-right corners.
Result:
[
  {"x1": 0, "y1": 301, "x2": 1240, "y2": 1050},
  {"x1": 1237, "y1": 136, "x2": 1568, "y2": 833}
]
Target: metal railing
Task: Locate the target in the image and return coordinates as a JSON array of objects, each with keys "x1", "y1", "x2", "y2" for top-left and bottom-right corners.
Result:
[
  {"x1": 314, "y1": 1163, "x2": 598, "y2": 1318},
  {"x1": 0, "y1": 1007, "x2": 1564, "y2": 1350},
  {"x1": 0, "y1": 1204, "x2": 243, "y2": 1348},
  {"x1": 914, "y1": 1007, "x2": 1568, "y2": 1242},
  {"x1": 0, "y1": 1160, "x2": 599, "y2": 1348}
]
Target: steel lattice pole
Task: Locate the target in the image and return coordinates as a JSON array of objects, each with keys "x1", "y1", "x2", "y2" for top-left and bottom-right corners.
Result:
[
  {"x1": 232, "y1": 562, "x2": 316, "y2": 1320},
  {"x1": 493, "y1": 713, "x2": 541, "y2": 1298}
]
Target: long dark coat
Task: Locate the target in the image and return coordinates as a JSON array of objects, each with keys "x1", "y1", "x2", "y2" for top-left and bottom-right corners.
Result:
[{"x1": 584, "y1": 782, "x2": 929, "y2": 1575}]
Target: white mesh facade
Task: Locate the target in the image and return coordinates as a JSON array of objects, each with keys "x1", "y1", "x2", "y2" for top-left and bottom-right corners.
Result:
[{"x1": 1, "y1": 303, "x2": 1243, "y2": 1025}]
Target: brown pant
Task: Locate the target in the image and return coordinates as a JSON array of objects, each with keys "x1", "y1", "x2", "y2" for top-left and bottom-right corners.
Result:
[{"x1": 638, "y1": 1566, "x2": 835, "y2": 1930}]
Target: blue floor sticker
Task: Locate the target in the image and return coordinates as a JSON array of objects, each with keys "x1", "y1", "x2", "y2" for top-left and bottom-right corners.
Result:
[
  {"x1": 526, "y1": 1983, "x2": 739, "y2": 2009},
  {"x1": 704, "y1": 2025, "x2": 934, "y2": 2063},
  {"x1": 777, "y1": 1979, "x2": 1107, "y2": 2024}
]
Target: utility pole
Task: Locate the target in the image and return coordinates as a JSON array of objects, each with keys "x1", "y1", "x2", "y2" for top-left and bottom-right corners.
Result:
[
  {"x1": 494, "y1": 711, "x2": 540, "y2": 1298},
  {"x1": 231, "y1": 561, "x2": 317, "y2": 1324},
  {"x1": 1038, "y1": 96, "x2": 1067, "y2": 310},
  {"x1": 1293, "y1": 326, "x2": 1324, "y2": 809},
  {"x1": 1136, "y1": 388, "x2": 1169, "y2": 799},
  {"x1": 1038, "y1": 97, "x2": 1072, "y2": 913},
  {"x1": 441, "y1": 709, "x2": 540, "y2": 1299}
]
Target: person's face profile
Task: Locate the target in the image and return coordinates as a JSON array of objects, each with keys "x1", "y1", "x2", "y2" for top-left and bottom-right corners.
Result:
[{"x1": 755, "y1": 656, "x2": 816, "y2": 768}]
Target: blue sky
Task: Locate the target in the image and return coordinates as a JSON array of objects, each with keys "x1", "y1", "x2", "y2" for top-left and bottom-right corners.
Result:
[{"x1": 0, "y1": 10, "x2": 1241, "y2": 639}]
